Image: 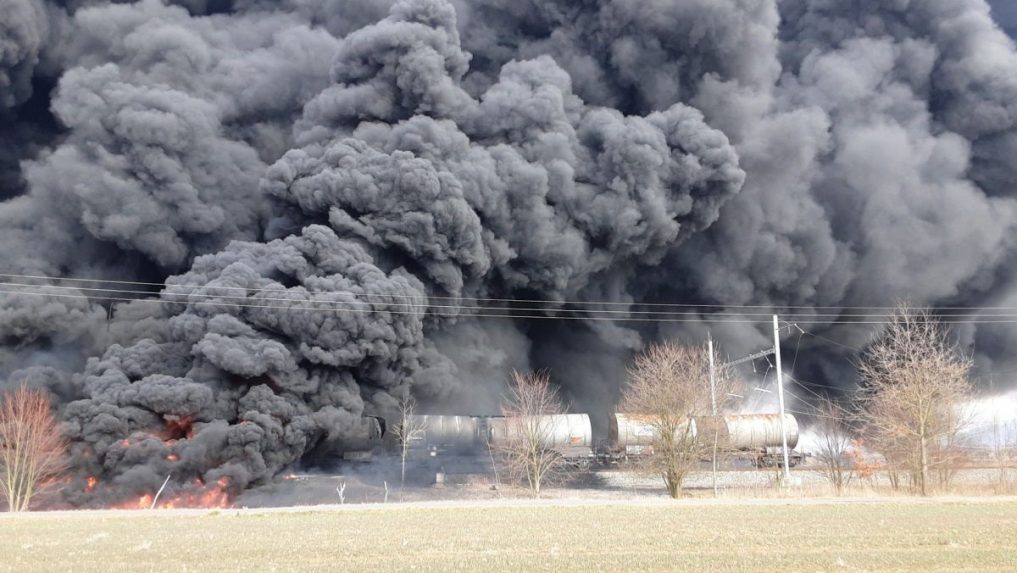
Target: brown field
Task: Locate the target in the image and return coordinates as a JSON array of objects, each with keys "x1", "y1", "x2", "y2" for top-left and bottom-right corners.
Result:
[{"x1": 2, "y1": 498, "x2": 1017, "y2": 572}]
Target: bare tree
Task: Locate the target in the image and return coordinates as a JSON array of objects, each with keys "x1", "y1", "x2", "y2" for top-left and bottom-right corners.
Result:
[
  {"x1": 857, "y1": 303, "x2": 972, "y2": 496},
  {"x1": 813, "y1": 397, "x2": 854, "y2": 494},
  {"x1": 389, "y1": 392, "x2": 426, "y2": 488},
  {"x1": 0, "y1": 386, "x2": 68, "y2": 512},
  {"x1": 621, "y1": 342, "x2": 737, "y2": 498},
  {"x1": 496, "y1": 371, "x2": 570, "y2": 495},
  {"x1": 992, "y1": 417, "x2": 1017, "y2": 493},
  {"x1": 932, "y1": 407, "x2": 968, "y2": 490}
]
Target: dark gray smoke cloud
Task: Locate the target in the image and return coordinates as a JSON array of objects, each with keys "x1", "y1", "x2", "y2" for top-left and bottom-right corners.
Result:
[
  {"x1": 60, "y1": 224, "x2": 427, "y2": 497},
  {"x1": 0, "y1": 0, "x2": 340, "y2": 374},
  {"x1": 0, "y1": 0, "x2": 67, "y2": 201},
  {"x1": 2, "y1": 0, "x2": 1017, "y2": 504},
  {"x1": 0, "y1": 0, "x2": 57, "y2": 109}
]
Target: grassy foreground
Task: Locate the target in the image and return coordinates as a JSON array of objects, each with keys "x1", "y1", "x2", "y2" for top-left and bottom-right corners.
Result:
[{"x1": 2, "y1": 500, "x2": 1016, "y2": 572}]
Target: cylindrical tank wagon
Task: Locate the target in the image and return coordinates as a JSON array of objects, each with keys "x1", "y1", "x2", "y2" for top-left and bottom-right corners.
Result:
[
  {"x1": 404, "y1": 413, "x2": 595, "y2": 461},
  {"x1": 409, "y1": 415, "x2": 483, "y2": 454},
  {"x1": 487, "y1": 414, "x2": 594, "y2": 459},
  {"x1": 609, "y1": 414, "x2": 697, "y2": 456},
  {"x1": 610, "y1": 413, "x2": 796, "y2": 449},
  {"x1": 608, "y1": 413, "x2": 801, "y2": 466},
  {"x1": 370, "y1": 412, "x2": 802, "y2": 468},
  {"x1": 331, "y1": 415, "x2": 386, "y2": 463},
  {"x1": 714, "y1": 414, "x2": 799, "y2": 451},
  {"x1": 697, "y1": 413, "x2": 802, "y2": 467}
]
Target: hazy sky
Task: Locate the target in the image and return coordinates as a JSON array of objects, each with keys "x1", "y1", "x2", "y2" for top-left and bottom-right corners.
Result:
[{"x1": 989, "y1": 0, "x2": 1017, "y2": 36}]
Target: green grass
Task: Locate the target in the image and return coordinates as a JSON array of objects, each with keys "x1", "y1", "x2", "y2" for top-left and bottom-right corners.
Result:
[{"x1": 2, "y1": 500, "x2": 1016, "y2": 572}]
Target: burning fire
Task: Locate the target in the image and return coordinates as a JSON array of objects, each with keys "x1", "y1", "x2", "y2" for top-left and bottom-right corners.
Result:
[
  {"x1": 109, "y1": 476, "x2": 233, "y2": 510},
  {"x1": 162, "y1": 416, "x2": 195, "y2": 441},
  {"x1": 100, "y1": 417, "x2": 232, "y2": 510},
  {"x1": 85, "y1": 476, "x2": 97, "y2": 493}
]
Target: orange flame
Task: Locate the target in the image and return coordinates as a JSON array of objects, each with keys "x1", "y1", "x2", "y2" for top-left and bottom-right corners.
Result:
[
  {"x1": 162, "y1": 416, "x2": 195, "y2": 441},
  {"x1": 85, "y1": 476, "x2": 97, "y2": 493},
  {"x1": 110, "y1": 476, "x2": 233, "y2": 510},
  {"x1": 166, "y1": 454, "x2": 179, "y2": 462}
]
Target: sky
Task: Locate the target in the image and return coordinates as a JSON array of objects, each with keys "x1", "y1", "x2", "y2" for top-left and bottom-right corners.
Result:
[{"x1": 990, "y1": 0, "x2": 1017, "y2": 36}]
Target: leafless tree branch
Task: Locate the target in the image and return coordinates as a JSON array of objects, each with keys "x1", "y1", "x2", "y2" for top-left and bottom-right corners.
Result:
[
  {"x1": 621, "y1": 341, "x2": 739, "y2": 498},
  {"x1": 495, "y1": 371, "x2": 571, "y2": 495},
  {"x1": 813, "y1": 397, "x2": 854, "y2": 494},
  {"x1": 390, "y1": 392, "x2": 426, "y2": 489},
  {"x1": 857, "y1": 303, "x2": 973, "y2": 495},
  {"x1": 0, "y1": 385, "x2": 68, "y2": 512}
]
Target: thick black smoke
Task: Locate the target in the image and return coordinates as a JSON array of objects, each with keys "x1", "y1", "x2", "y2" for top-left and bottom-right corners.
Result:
[{"x1": 1, "y1": 0, "x2": 1017, "y2": 504}]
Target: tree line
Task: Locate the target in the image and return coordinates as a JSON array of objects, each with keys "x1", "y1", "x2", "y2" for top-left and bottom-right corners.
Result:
[{"x1": 466, "y1": 302, "x2": 984, "y2": 498}]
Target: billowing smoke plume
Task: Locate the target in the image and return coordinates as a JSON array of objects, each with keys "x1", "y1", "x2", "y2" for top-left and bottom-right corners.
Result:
[{"x1": 2, "y1": 0, "x2": 1017, "y2": 504}]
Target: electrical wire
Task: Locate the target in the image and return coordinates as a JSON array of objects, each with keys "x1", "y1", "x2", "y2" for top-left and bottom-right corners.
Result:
[
  {"x1": 789, "y1": 327, "x2": 805, "y2": 373},
  {"x1": 746, "y1": 364, "x2": 774, "y2": 412},
  {"x1": 784, "y1": 408, "x2": 845, "y2": 421},
  {"x1": 801, "y1": 330, "x2": 864, "y2": 353},
  {"x1": 0, "y1": 287, "x2": 834, "y2": 324},
  {"x1": 0, "y1": 280, "x2": 925, "y2": 319},
  {"x1": 9, "y1": 280, "x2": 1017, "y2": 326},
  {"x1": 786, "y1": 377, "x2": 856, "y2": 419},
  {"x1": 5, "y1": 271, "x2": 1017, "y2": 315}
]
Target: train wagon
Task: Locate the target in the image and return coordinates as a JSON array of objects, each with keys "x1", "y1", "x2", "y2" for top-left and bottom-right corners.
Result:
[
  {"x1": 608, "y1": 413, "x2": 803, "y2": 466},
  {"x1": 395, "y1": 412, "x2": 802, "y2": 468},
  {"x1": 405, "y1": 413, "x2": 595, "y2": 463}
]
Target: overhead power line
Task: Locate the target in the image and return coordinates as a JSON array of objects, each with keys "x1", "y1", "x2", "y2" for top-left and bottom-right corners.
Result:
[
  {"x1": 10, "y1": 284, "x2": 1017, "y2": 325},
  {"x1": 801, "y1": 330, "x2": 864, "y2": 353},
  {"x1": 0, "y1": 280, "x2": 924, "y2": 319},
  {"x1": 3, "y1": 271, "x2": 1017, "y2": 314},
  {"x1": 0, "y1": 287, "x2": 835, "y2": 324},
  {"x1": 7, "y1": 273, "x2": 1017, "y2": 325}
]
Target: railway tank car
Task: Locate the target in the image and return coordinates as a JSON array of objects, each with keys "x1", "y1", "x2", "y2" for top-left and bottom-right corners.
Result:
[
  {"x1": 409, "y1": 415, "x2": 484, "y2": 455},
  {"x1": 698, "y1": 413, "x2": 802, "y2": 467},
  {"x1": 405, "y1": 414, "x2": 595, "y2": 462},
  {"x1": 609, "y1": 413, "x2": 802, "y2": 467},
  {"x1": 383, "y1": 412, "x2": 802, "y2": 469},
  {"x1": 609, "y1": 414, "x2": 697, "y2": 456},
  {"x1": 488, "y1": 414, "x2": 594, "y2": 461},
  {"x1": 714, "y1": 414, "x2": 799, "y2": 450}
]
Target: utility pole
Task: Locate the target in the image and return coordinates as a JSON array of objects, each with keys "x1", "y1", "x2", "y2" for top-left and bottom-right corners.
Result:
[
  {"x1": 708, "y1": 332, "x2": 718, "y2": 496},
  {"x1": 708, "y1": 332, "x2": 717, "y2": 415},
  {"x1": 772, "y1": 314, "x2": 791, "y2": 484}
]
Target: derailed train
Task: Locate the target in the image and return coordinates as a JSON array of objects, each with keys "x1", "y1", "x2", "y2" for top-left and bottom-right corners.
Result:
[{"x1": 398, "y1": 412, "x2": 803, "y2": 468}]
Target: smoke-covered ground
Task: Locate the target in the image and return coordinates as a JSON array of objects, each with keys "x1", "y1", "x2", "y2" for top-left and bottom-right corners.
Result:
[{"x1": 3, "y1": 0, "x2": 1017, "y2": 506}]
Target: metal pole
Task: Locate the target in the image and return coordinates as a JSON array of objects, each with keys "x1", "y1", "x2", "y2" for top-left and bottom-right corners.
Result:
[
  {"x1": 773, "y1": 315, "x2": 791, "y2": 483},
  {"x1": 708, "y1": 333, "x2": 718, "y2": 496},
  {"x1": 708, "y1": 333, "x2": 718, "y2": 415}
]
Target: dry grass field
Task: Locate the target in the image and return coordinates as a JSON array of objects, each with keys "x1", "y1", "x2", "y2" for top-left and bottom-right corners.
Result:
[{"x1": 2, "y1": 498, "x2": 1016, "y2": 572}]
